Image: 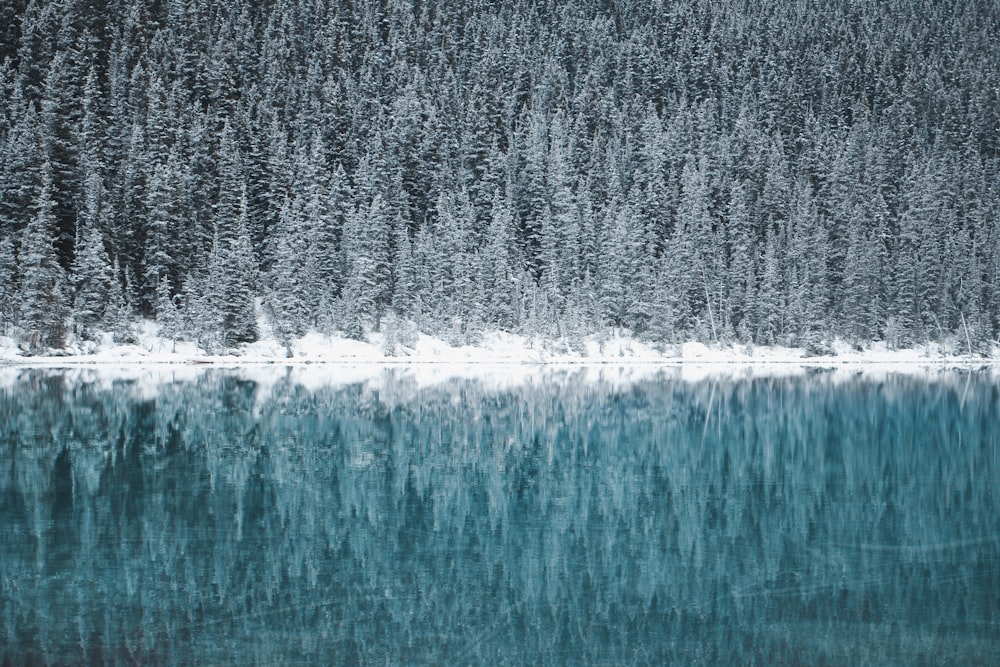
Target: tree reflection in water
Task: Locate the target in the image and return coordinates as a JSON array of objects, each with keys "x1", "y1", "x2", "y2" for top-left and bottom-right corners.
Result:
[{"x1": 1, "y1": 369, "x2": 998, "y2": 665}]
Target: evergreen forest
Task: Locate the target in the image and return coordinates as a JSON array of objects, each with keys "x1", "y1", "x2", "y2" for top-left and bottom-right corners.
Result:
[{"x1": 1, "y1": 0, "x2": 999, "y2": 353}]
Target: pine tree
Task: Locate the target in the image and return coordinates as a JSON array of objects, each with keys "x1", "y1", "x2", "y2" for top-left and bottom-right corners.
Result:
[
  {"x1": 633, "y1": 104, "x2": 671, "y2": 245},
  {"x1": 297, "y1": 132, "x2": 342, "y2": 324},
  {"x1": 18, "y1": 160, "x2": 68, "y2": 351},
  {"x1": 71, "y1": 218, "x2": 111, "y2": 337},
  {"x1": 785, "y1": 178, "x2": 828, "y2": 351},
  {"x1": 756, "y1": 225, "x2": 784, "y2": 345},
  {"x1": 112, "y1": 121, "x2": 148, "y2": 283},
  {"x1": 266, "y1": 195, "x2": 311, "y2": 345},
  {"x1": 341, "y1": 196, "x2": 389, "y2": 339},
  {"x1": 0, "y1": 236, "x2": 16, "y2": 335},
  {"x1": 105, "y1": 256, "x2": 135, "y2": 344},
  {"x1": 597, "y1": 200, "x2": 628, "y2": 329},
  {"x1": 142, "y1": 154, "x2": 179, "y2": 314},
  {"x1": 155, "y1": 273, "x2": 182, "y2": 341},
  {"x1": 0, "y1": 105, "x2": 43, "y2": 241},
  {"x1": 391, "y1": 217, "x2": 418, "y2": 320},
  {"x1": 481, "y1": 191, "x2": 519, "y2": 330},
  {"x1": 218, "y1": 186, "x2": 258, "y2": 347},
  {"x1": 540, "y1": 115, "x2": 580, "y2": 323},
  {"x1": 185, "y1": 237, "x2": 224, "y2": 353},
  {"x1": 516, "y1": 107, "x2": 549, "y2": 276},
  {"x1": 672, "y1": 158, "x2": 715, "y2": 339},
  {"x1": 726, "y1": 181, "x2": 756, "y2": 342},
  {"x1": 840, "y1": 194, "x2": 889, "y2": 345},
  {"x1": 39, "y1": 50, "x2": 81, "y2": 267}
]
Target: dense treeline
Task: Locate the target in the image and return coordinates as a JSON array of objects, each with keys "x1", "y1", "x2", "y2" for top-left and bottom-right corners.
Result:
[
  {"x1": 2, "y1": 371, "x2": 998, "y2": 663},
  {"x1": 1, "y1": 0, "x2": 999, "y2": 352}
]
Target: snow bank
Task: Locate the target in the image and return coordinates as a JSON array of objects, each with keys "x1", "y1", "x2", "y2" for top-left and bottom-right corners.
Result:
[{"x1": 2, "y1": 322, "x2": 998, "y2": 386}]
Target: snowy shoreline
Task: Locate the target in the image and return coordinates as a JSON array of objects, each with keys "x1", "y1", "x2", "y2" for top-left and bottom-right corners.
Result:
[
  {"x1": 2, "y1": 324, "x2": 998, "y2": 369},
  {"x1": 3, "y1": 327, "x2": 998, "y2": 394}
]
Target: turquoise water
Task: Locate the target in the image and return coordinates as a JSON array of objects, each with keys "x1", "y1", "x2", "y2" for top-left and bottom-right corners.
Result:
[{"x1": 1, "y1": 369, "x2": 998, "y2": 665}]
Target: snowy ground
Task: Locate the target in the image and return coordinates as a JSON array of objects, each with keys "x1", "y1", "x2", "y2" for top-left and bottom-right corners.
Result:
[
  {"x1": 1, "y1": 320, "x2": 998, "y2": 367},
  {"x1": 1, "y1": 319, "x2": 998, "y2": 392}
]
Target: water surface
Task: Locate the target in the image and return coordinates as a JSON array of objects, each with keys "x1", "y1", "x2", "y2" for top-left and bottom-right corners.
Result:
[{"x1": 1, "y1": 368, "x2": 998, "y2": 665}]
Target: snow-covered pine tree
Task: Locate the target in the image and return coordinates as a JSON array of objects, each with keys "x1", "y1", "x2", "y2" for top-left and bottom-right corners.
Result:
[
  {"x1": 18, "y1": 159, "x2": 68, "y2": 351},
  {"x1": 540, "y1": 114, "x2": 580, "y2": 326},
  {"x1": 218, "y1": 186, "x2": 258, "y2": 347},
  {"x1": 0, "y1": 237, "x2": 16, "y2": 335},
  {"x1": 785, "y1": 178, "x2": 828, "y2": 353},
  {"x1": 390, "y1": 215, "x2": 418, "y2": 321},
  {"x1": 516, "y1": 107, "x2": 549, "y2": 277},
  {"x1": 39, "y1": 50, "x2": 81, "y2": 268},
  {"x1": 266, "y1": 195, "x2": 311, "y2": 345},
  {"x1": 840, "y1": 196, "x2": 888, "y2": 345},
  {"x1": 597, "y1": 198, "x2": 628, "y2": 329},
  {"x1": 105, "y1": 256, "x2": 135, "y2": 343},
  {"x1": 481, "y1": 191, "x2": 519, "y2": 330},
  {"x1": 0, "y1": 105, "x2": 43, "y2": 243},
  {"x1": 296, "y1": 130, "x2": 337, "y2": 325},
  {"x1": 756, "y1": 225, "x2": 784, "y2": 346},
  {"x1": 142, "y1": 154, "x2": 179, "y2": 316},
  {"x1": 71, "y1": 65, "x2": 112, "y2": 337},
  {"x1": 726, "y1": 180, "x2": 756, "y2": 342},
  {"x1": 341, "y1": 193, "x2": 392, "y2": 339},
  {"x1": 71, "y1": 215, "x2": 111, "y2": 337},
  {"x1": 634, "y1": 104, "x2": 671, "y2": 247}
]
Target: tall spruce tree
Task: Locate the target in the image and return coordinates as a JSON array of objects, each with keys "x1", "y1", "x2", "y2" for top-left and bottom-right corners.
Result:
[
  {"x1": 218, "y1": 186, "x2": 258, "y2": 346},
  {"x1": 71, "y1": 216, "x2": 111, "y2": 336},
  {"x1": 0, "y1": 237, "x2": 16, "y2": 334},
  {"x1": 18, "y1": 159, "x2": 68, "y2": 350}
]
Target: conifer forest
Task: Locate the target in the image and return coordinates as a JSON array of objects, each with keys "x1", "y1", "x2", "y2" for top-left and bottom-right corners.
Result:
[{"x1": 1, "y1": 0, "x2": 999, "y2": 353}]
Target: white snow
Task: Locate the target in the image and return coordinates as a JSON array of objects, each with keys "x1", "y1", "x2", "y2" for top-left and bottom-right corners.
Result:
[{"x1": 1, "y1": 320, "x2": 998, "y2": 393}]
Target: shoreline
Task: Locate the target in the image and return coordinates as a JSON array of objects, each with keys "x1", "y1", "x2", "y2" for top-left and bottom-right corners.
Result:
[
  {"x1": 3, "y1": 328, "x2": 998, "y2": 375},
  {"x1": 4, "y1": 349, "x2": 997, "y2": 393},
  {"x1": 3, "y1": 357, "x2": 999, "y2": 367}
]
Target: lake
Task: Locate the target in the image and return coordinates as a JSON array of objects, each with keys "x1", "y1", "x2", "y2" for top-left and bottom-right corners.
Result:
[{"x1": 1, "y1": 367, "x2": 998, "y2": 665}]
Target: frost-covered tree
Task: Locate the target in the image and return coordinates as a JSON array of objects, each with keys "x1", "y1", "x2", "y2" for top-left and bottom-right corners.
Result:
[
  {"x1": 481, "y1": 191, "x2": 519, "y2": 330},
  {"x1": 71, "y1": 218, "x2": 111, "y2": 336},
  {"x1": 218, "y1": 187, "x2": 258, "y2": 347},
  {"x1": 0, "y1": 105, "x2": 43, "y2": 241},
  {"x1": 105, "y1": 256, "x2": 135, "y2": 343},
  {"x1": 142, "y1": 154, "x2": 180, "y2": 314},
  {"x1": 0, "y1": 237, "x2": 16, "y2": 334},
  {"x1": 266, "y1": 196, "x2": 312, "y2": 344},
  {"x1": 341, "y1": 194, "x2": 392, "y2": 339},
  {"x1": 18, "y1": 160, "x2": 68, "y2": 350}
]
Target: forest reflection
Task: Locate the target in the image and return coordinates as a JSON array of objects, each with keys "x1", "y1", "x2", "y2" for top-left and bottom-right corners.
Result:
[{"x1": 1, "y1": 369, "x2": 998, "y2": 665}]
